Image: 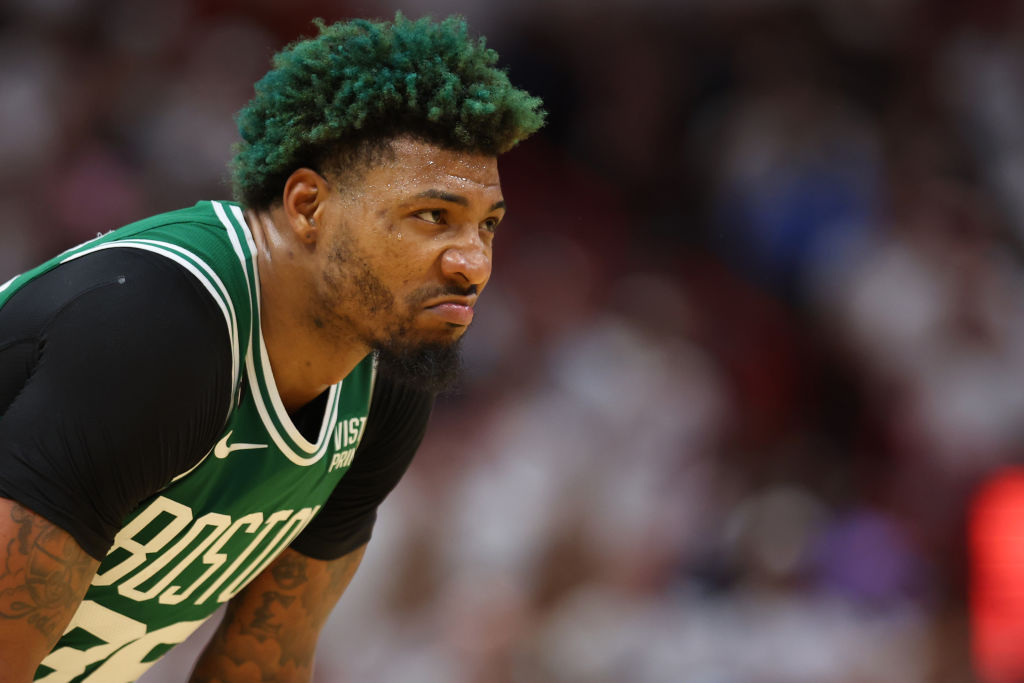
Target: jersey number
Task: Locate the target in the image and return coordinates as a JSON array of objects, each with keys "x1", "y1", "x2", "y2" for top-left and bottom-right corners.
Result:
[{"x1": 36, "y1": 600, "x2": 204, "y2": 682}]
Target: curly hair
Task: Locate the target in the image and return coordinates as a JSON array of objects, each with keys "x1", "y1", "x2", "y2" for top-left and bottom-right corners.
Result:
[{"x1": 232, "y1": 13, "x2": 546, "y2": 209}]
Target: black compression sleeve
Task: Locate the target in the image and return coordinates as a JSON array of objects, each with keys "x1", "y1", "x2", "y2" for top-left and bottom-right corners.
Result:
[
  {"x1": 0, "y1": 249, "x2": 232, "y2": 560},
  {"x1": 289, "y1": 376, "x2": 434, "y2": 560}
]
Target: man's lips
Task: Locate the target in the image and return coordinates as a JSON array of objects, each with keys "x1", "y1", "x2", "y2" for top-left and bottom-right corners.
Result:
[{"x1": 424, "y1": 297, "x2": 476, "y2": 326}]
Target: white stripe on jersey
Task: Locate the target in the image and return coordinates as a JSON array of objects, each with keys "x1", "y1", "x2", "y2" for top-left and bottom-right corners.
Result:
[{"x1": 212, "y1": 202, "x2": 338, "y2": 466}]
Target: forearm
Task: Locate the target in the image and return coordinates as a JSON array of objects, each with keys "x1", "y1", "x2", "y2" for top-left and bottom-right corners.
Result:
[
  {"x1": 0, "y1": 499, "x2": 98, "y2": 681},
  {"x1": 189, "y1": 545, "x2": 365, "y2": 683}
]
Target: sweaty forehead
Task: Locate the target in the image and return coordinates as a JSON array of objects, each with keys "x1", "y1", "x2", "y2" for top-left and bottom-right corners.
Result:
[{"x1": 382, "y1": 137, "x2": 500, "y2": 190}]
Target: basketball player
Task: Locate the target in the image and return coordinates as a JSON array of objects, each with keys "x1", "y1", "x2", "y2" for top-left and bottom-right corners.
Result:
[{"x1": 0, "y1": 15, "x2": 543, "y2": 681}]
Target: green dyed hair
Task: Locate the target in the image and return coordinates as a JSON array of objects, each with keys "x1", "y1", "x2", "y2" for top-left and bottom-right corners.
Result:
[{"x1": 232, "y1": 13, "x2": 546, "y2": 209}]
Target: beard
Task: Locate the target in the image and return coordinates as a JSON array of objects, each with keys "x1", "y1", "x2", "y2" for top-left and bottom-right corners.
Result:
[
  {"x1": 374, "y1": 336, "x2": 464, "y2": 395},
  {"x1": 317, "y1": 232, "x2": 468, "y2": 395}
]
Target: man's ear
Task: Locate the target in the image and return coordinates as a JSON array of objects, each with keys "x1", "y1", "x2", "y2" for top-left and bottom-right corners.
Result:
[{"x1": 281, "y1": 168, "x2": 328, "y2": 245}]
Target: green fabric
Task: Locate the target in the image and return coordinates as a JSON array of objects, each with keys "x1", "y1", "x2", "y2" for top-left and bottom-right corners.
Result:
[{"x1": 8, "y1": 202, "x2": 376, "y2": 682}]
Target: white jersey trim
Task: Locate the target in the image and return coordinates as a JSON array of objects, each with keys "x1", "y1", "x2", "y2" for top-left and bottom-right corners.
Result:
[
  {"x1": 243, "y1": 345, "x2": 338, "y2": 466},
  {"x1": 212, "y1": 202, "x2": 255, "y2": 310},
  {"x1": 258, "y1": 331, "x2": 339, "y2": 452},
  {"x1": 212, "y1": 201, "x2": 339, "y2": 466}
]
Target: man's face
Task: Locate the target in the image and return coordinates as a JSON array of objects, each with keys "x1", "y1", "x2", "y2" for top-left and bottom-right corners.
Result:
[{"x1": 311, "y1": 137, "x2": 504, "y2": 390}]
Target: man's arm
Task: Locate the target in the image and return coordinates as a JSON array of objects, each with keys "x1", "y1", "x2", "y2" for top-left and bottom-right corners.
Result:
[
  {"x1": 189, "y1": 545, "x2": 366, "y2": 682},
  {"x1": 0, "y1": 251, "x2": 235, "y2": 680},
  {"x1": 188, "y1": 376, "x2": 433, "y2": 681},
  {"x1": 0, "y1": 249, "x2": 234, "y2": 562},
  {"x1": 0, "y1": 498, "x2": 99, "y2": 681}
]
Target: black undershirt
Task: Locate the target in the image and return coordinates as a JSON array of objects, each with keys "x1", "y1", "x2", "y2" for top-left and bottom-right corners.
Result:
[{"x1": 0, "y1": 249, "x2": 431, "y2": 561}]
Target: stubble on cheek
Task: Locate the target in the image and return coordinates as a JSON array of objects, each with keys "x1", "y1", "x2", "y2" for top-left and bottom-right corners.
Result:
[
  {"x1": 352, "y1": 265, "x2": 394, "y2": 314},
  {"x1": 316, "y1": 240, "x2": 397, "y2": 332}
]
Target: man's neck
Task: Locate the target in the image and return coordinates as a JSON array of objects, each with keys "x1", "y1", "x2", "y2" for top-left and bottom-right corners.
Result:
[{"x1": 246, "y1": 209, "x2": 370, "y2": 413}]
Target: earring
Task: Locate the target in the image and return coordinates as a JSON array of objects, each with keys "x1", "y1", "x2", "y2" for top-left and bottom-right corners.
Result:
[{"x1": 309, "y1": 218, "x2": 316, "y2": 227}]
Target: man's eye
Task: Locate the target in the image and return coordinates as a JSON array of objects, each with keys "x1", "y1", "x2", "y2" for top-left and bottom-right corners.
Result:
[
  {"x1": 481, "y1": 217, "x2": 500, "y2": 233},
  {"x1": 415, "y1": 209, "x2": 444, "y2": 224}
]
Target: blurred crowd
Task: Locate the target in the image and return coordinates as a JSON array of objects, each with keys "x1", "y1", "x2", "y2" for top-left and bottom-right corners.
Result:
[{"x1": 4, "y1": 0, "x2": 1024, "y2": 681}]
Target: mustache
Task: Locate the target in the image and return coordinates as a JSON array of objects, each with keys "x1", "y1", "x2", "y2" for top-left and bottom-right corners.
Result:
[{"x1": 409, "y1": 283, "x2": 478, "y2": 304}]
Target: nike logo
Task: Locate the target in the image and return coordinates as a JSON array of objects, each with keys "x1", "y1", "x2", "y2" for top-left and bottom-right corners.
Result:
[{"x1": 214, "y1": 431, "x2": 268, "y2": 459}]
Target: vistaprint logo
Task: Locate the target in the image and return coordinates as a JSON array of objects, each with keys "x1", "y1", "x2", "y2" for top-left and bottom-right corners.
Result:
[{"x1": 329, "y1": 416, "x2": 366, "y2": 473}]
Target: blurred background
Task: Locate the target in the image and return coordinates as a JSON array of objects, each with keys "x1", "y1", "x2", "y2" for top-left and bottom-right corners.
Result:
[{"x1": 4, "y1": 0, "x2": 1024, "y2": 680}]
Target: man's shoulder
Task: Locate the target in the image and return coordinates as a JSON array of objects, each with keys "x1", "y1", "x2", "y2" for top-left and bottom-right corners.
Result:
[
  {"x1": 103, "y1": 199, "x2": 254, "y2": 300},
  {"x1": 117, "y1": 200, "x2": 240, "y2": 233}
]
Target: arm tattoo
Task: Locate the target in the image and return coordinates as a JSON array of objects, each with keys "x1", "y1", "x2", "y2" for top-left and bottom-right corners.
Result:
[
  {"x1": 0, "y1": 504, "x2": 95, "y2": 643},
  {"x1": 269, "y1": 551, "x2": 308, "y2": 590},
  {"x1": 242, "y1": 591, "x2": 296, "y2": 642},
  {"x1": 190, "y1": 547, "x2": 365, "y2": 682}
]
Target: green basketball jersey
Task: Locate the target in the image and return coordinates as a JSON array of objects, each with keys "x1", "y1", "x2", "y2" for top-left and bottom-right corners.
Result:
[{"x1": 1, "y1": 202, "x2": 376, "y2": 682}]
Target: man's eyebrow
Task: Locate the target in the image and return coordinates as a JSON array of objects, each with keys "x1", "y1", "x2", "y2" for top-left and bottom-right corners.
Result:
[
  {"x1": 413, "y1": 190, "x2": 506, "y2": 213},
  {"x1": 414, "y1": 189, "x2": 468, "y2": 206}
]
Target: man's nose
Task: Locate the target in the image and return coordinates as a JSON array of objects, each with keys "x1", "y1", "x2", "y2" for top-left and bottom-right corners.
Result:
[{"x1": 440, "y1": 231, "x2": 491, "y2": 288}]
